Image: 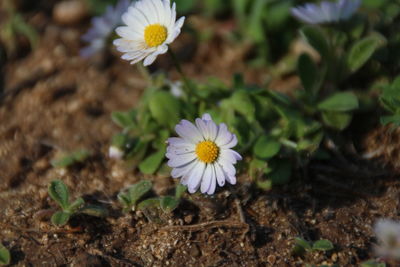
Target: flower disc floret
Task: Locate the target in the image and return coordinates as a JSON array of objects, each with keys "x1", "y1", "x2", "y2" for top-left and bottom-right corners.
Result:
[
  {"x1": 144, "y1": 24, "x2": 168, "y2": 47},
  {"x1": 196, "y1": 141, "x2": 219, "y2": 163}
]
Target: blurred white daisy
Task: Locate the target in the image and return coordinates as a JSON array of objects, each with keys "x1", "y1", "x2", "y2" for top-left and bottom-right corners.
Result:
[
  {"x1": 81, "y1": 0, "x2": 130, "y2": 58},
  {"x1": 291, "y1": 0, "x2": 361, "y2": 25},
  {"x1": 166, "y1": 114, "x2": 242, "y2": 195},
  {"x1": 113, "y1": 0, "x2": 185, "y2": 66},
  {"x1": 374, "y1": 219, "x2": 400, "y2": 260}
]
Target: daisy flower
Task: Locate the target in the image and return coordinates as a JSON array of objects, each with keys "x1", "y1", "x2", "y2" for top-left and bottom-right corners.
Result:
[
  {"x1": 374, "y1": 219, "x2": 400, "y2": 260},
  {"x1": 113, "y1": 0, "x2": 185, "y2": 66},
  {"x1": 80, "y1": 0, "x2": 130, "y2": 58},
  {"x1": 291, "y1": 0, "x2": 361, "y2": 25},
  {"x1": 166, "y1": 114, "x2": 242, "y2": 195}
]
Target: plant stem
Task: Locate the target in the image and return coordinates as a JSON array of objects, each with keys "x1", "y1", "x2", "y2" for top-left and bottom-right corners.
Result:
[
  {"x1": 136, "y1": 62, "x2": 151, "y2": 85},
  {"x1": 168, "y1": 49, "x2": 194, "y2": 96}
]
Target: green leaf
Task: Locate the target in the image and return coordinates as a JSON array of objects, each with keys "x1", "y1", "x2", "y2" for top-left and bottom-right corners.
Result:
[
  {"x1": 111, "y1": 110, "x2": 136, "y2": 129},
  {"x1": 51, "y1": 211, "x2": 71, "y2": 226},
  {"x1": 298, "y1": 53, "x2": 319, "y2": 94},
  {"x1": 117, "y1": 192, "x2": 131, "y2": 211},
  {"x1": 318, "y1": 92, "x2": 359, "y2": 112},
  {"x1": 361, "y1": 260, "x2": 386, "y2": 267},
  {"x1": 230, "y1": 90, "x2": 256, "y2": 122},
  {"x1": 148, "y1": 91, "x2": 180, "y2": 128},
  {"x1": 138, "y1": 148, "x2": 166, "y2": 174},
  {"x1": 256, "y1": 179, "x2": 272, "y2": 190},
  {"x1": 48, "y1": 180, "x2": 69, "y2": 210},
  {"x1": 380, "y1": 114, "x2": 400, "y2": 126},
  {"x1": 299, "y1": 26, "x2": 329, "y2": 59},
  {"x1": 137, "y1": 198, "x2": 160, "y2": 210},
  {"x1": 295, "y1": 237, "x2": 312, "y2": 250},
  {"x1": 347, "y1": 33, "x2": 386, "y2": 73},
  {"x1": 175, "y1": 184, "x2": 187, "y2": 198},
  {"x1": 0, "y1": 243, "x2": 10, "y2": 265},
  {"x1": 67, "y1": 197, "x2": 84, "y2": 213},
  {"x1": 160, "y1": 196, "x2": 180, "y2": 213},
  {"x1": 79, "y1": 205, "x2": 108, "y2": 217},
  {"x1": 111, "y1": 133, "x2": 129, "y2": 149},
  {"x1": 253, "y1": 135, "x2": 281, "y2": 159},
  {"x1": 322, "y1": 111, "x2": 352, "y2": 130},
  {"x1": 51, "y1": 149, "x2": 91, "y2": 168},
  {"x1": 128, "y1": 180, "x2": 153, "y2": 208},
  {"x1": 312, "y1": 239, "x2": 334, "y2": 251}
]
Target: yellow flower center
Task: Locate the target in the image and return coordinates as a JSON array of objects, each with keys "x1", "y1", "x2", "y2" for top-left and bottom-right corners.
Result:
[
  {"x1": 195, "y1": 141, "x2": 219, "y2": 164},
  {"x1": 144, "y1": 24, "x2": 168, "y2": 47}
]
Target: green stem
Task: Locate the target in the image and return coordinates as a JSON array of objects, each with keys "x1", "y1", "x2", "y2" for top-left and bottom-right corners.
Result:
[
  {"x1": 168, "y1": 49, "x2": 194, "y2": 97},
  {"x1": 136, "y1": 63, "x2": 151, "y2": 85}
]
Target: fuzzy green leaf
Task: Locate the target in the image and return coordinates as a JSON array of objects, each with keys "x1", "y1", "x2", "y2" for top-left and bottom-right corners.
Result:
[
  {"x1": 51, "y1": 149, "x2": 90, "y2": 168},
  {"x1": 79, "y1": 205, "x2": 108, "y2": 217},
  {"x1": 253, "y1": 135, "x2": 281, "y2": 159},
  {"x1": 295, "y1": 237, "x2": 312, "y2": 250},
  {"x1": 128, "y1": 180, "x2": 153, "y2": 208},
  {"x1": 0, "y1": 243, "x2": 10, "y2": 265},
  {"x1": 138, "y1": 148, "x2": 165, "y2": 174},
  {"x1": 51, "y1": 211, "x2": 71, "y2": 226},
  {"x1": 68, "y1": 197, "x2": 84, "y2": 213},
  {"x1": 322, "y1": 111, "x2": 352, "y2": 130},
  {"x1": 312, "y1": 239, "x2": 334, "y2": 251},
  {"x1": 347, "y1": 33, "x2": 386, "y2": 73},
  {"x1": 48, "y1": 180, "x2": 69, "y2": 210},
  {"x1": 148, "y1": 91, "x2": 180, "y2": 128},
  {"x1": 318, "y1": 92, "x2": 359, "y2": 112},
  {"x1": 117, "y1": 192, "x2": 131, "y2": 209},
  {"x1": 111, "y1": 110, "x2": 136, "y2": 129},
  {"x1": 230, "y1": 90, "x2": 256, "y2": 122},
  {"x1": 175, "y1": 184, "x2": 187, "y2": 199},
  {"x1": 380, "y1": 114, "x2": 400, "y2": 126},
  {"x1": 137, "y1": 198, "x2": 160, "y2": 210},
  {"x1": 160, "y1": 196, "x2": 180, "y2": 213}
]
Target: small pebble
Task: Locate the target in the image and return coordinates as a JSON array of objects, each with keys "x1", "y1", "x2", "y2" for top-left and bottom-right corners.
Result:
[{"x1": 53, "y1": 0, "x2": 88, "y2": 25}]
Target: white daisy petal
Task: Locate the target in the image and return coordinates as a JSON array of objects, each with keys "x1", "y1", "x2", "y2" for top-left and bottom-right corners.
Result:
[
  {"x1": 171, "y1": 160, "x2": 196, "y2": 178},
  {"x1": 114, "y1": 0, "x2": 185, "y2": 66},
  {"x1": 188, "y1": 162, "x2": 206, "y2": 193},
  {"x1": 214, "y1": 164, "x2": 226, "y2": 187},
  {"x1": 207, "y1": 169, "x2": 217, "y2": 195},
  {"x1": 167, "y1": 153, "x2": 196, "y2": 168},
  {"x1": 214, "y1": 123, "x2": 231, "y2": 145},
  {"x1": 220, "y1": 134, "x2": 238, "y2": 149},
  {"x1": 200, "y1": 164, "x2": 213, "y2": 193},
  {"x1": 175, "y1": 120, "x2": 203, "y2": 143},
  {"x1": 206, "y1": 120, "x2": 218, "y2": 141},
  {"x1": 195, "y1": 118, "x2": 209, "y2": 140}
]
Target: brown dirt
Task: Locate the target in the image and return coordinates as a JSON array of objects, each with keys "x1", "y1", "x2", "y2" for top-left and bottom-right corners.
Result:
[{"x1": 1, "y1": 4, "x2": 399, "y2": 267}]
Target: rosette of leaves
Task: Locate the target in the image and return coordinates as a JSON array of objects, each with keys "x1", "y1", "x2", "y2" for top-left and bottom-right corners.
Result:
[
  {"x1": 292, "y1": 237, "x2": 334, "y2": 256},
  {"x1": 0, "y1": 243, "x2": 10, "y2": 266},
  {"x1": 48, "y1": 180, "x2": 108, "y2": 226},
  {"x1": 118, "y1": 180, "x2": 186, "y2": 217}
]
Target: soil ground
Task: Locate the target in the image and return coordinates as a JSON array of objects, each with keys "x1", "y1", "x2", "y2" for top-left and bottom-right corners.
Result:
[{"x1": 1, "y1": 3, "x2": 399, "y2": 267}]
